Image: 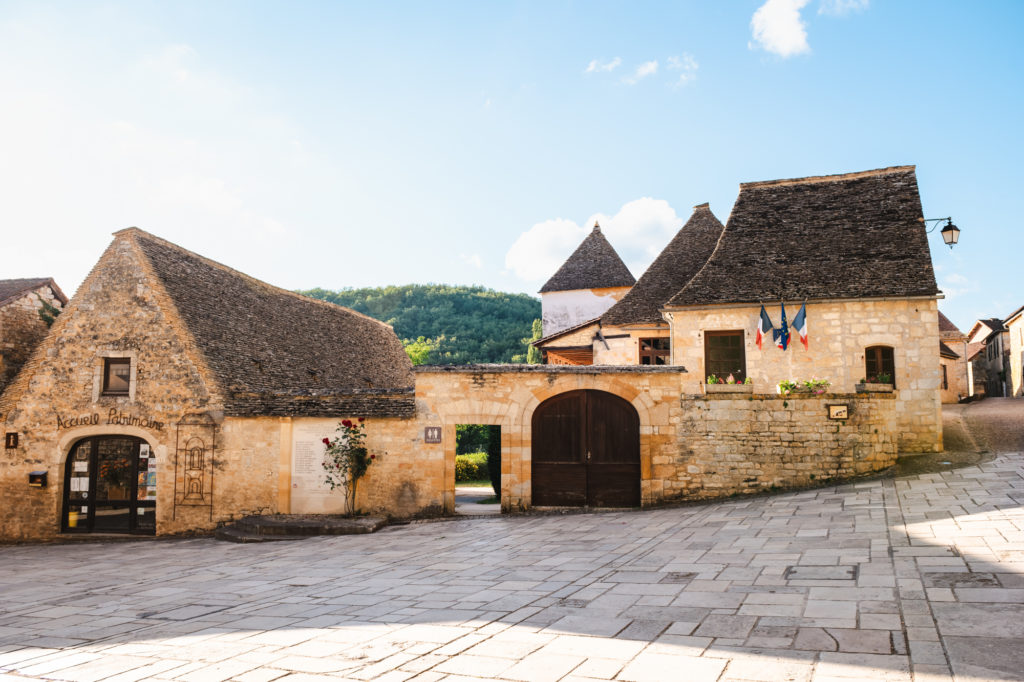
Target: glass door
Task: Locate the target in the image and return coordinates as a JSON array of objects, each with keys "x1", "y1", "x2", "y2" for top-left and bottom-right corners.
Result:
[{"x1": 62, "y1": 436, "x2": 156, "y2": 535}]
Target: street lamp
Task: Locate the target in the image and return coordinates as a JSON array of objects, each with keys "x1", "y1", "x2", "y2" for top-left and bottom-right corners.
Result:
[{"x1": 923, "y1": 217, "x2": 960, "y2": 249}]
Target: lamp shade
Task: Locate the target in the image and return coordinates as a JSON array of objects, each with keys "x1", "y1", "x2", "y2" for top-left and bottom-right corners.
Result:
[{"x1": 940, "y1": 220, "x2": 960, "y2": 247}]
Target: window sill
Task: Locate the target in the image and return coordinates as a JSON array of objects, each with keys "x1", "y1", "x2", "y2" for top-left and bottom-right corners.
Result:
[
  {"x1": 855, "y1": 383, "x2": 894, "y2": 393},
  {"x1": 703, "y1": 384, "x2": 753, "y2": 395}
]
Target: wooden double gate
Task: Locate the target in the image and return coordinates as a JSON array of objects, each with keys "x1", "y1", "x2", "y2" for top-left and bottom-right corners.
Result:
[{"x1": 531, "y1": 390, "x2": 641, "y2": 507}]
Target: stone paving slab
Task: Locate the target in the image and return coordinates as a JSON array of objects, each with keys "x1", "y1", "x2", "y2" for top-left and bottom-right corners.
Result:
[{"x1": 1, "y1": 443, "x2": 1023, "y2": 680}]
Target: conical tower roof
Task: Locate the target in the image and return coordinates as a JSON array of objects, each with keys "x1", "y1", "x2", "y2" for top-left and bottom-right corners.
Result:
[
  {"x1": 539, "y1": 222, "x2": 636, "y2": 293},
  {"x1": 601, "y1": 204, "x2": 724, "y2": 325}
]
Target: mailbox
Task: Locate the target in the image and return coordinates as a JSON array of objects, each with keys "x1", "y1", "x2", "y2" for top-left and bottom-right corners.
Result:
[{"x1": 28, "y1": 471, "x2": 47, "y2": 488}]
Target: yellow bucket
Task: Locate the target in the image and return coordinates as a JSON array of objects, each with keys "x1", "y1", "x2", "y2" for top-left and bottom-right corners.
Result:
[{"x1": 68, "y1": 510, "x2": 79, "y2": 528}]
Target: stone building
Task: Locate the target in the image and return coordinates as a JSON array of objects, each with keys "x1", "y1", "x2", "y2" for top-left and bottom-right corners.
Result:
[
  {"x1": 538, "y1": 222, "x2": 634, "y2": 342},
  {"x1": 938, "y1": 311, "x2": 968, "y2": 403},
  {"x1": 0, "y1": 278, "x2": 67, "y2": 395},
  {"x1": 969, "y1": 318, "x2": 1010, "y2": 397},
  {"x1": 538, "y1": 166, "x2": 943, "y2": 453},
  {"x1": 0, "y1": 229, "x2": 421, "y2": 541},
  {"x1": 1003, "y1": 304, "x2": 1023, "y2": 398}
]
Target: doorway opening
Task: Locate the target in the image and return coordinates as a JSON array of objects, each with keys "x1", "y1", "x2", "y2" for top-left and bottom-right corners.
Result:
[
  {"x1": 454, "y1": 424, "x2": 501, "y2": 515},
  {"x1": 62, "y1": 435, "x2": 156, "y2": 535}
]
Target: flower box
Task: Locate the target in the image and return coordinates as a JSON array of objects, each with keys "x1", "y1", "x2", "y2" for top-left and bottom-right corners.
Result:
[
  {"x1": 855, "y1": 383, "x2": 894, "y2": 393},
  {"x1": 704, "y1": 383, "x2": 753, "y2": 395}
]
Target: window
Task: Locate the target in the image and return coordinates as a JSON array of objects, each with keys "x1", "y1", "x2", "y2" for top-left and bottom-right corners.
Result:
[
  {"x1": 704, "y1": 331, "x2": 746, "y2": 382},
  {"x1": 102, "y1": 358, "x2": 131, "y2": 396},
  {"x1": 865, "y1": 346, "x2": 895, "y2": 386},
  {"x1": 941, "y1": 364, "x2": 948, "y2": 390},
  {"x1": 639, "y1": 338, "x2": 670, "y2": 365}
]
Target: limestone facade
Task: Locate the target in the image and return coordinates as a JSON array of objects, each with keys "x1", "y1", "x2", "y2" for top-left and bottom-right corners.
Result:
[
  {"x1": 1006, "y1": 307, "x2": 1024, "y2": 397},
  {"x1": 665, "y1": 298, "x2": 942, "y2": 452}
]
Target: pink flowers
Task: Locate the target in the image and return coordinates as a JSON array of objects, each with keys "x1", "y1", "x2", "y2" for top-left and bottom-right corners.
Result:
[
  {"x1": 322, "y1": 437, "x2": 330, "y2": 445},
  {"x1": 342, "y1": 419, "x2": 353, "y2": 428},
  {"x1": 370, "y1": 454, "x2": 376, "y2": 459},
  {"x1": 358, "y1": 417, "x2": 365, "y2": 423}
]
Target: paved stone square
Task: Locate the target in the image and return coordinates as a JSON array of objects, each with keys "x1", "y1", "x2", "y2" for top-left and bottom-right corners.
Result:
[{"x1": 1, "y1": 403, "x2": 1022, "y2": 681}]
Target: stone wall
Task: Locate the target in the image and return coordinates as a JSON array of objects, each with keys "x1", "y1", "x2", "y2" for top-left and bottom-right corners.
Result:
[
  {"x1": 411, "y1": 366, "x2": 900, "y2": 511},
  {"x1": 667, "y1": 298, "x2": 942, "y2": 452},
  {"x1": 1007, "y1": 314, "x2": 1024, "y2": 398},
  {"x1": 670, "y1": 391, "x2": 897, "y2": 501},
  {"x1": 0, "y1": 288, "x2": 64, "y2": 395},
  {"x1": 592, "y1": 324, "x2": 670, "y2": 365}
]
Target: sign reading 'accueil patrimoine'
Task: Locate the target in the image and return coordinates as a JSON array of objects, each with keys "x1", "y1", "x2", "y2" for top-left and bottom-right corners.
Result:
[{"x1": 56, "y1": 408, "x2": 166, "y2": 431}]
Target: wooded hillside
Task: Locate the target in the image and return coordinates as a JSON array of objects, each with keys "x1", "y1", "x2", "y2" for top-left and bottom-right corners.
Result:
[{"x1": 300, "y1": 284, "x2": 541, "y2": 365}]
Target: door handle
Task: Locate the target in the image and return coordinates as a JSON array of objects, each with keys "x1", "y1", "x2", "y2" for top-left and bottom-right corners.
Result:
[{"x1": 586, "y1": 451, "x2": 591, "y2": 462}]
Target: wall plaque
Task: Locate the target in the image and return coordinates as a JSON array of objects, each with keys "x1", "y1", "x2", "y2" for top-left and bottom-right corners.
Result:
[
  {"x1": 4, "y1": 433, "x2": 17, "y2": 449},
  {"x1": 828, "y1": 404, "x2": 849, "y2": 420},
  {"x1": 424, "y1": 426, "x2": 442, "y2": 444}
]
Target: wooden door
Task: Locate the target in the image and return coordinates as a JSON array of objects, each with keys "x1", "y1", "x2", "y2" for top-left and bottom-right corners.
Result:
[{"x1": 531, "y1": 390, "x2": 640, "y2": 507}]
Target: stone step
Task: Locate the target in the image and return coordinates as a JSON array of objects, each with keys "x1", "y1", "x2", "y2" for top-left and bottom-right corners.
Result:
[
  {"x1": 214, "y1": 526, "x2": 308, "y2": 543},
  {"x1": 216, "y1": 514, "x2": 387, "y2": 542}
]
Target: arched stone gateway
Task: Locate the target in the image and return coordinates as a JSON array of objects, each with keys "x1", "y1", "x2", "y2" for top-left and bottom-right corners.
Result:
[
  {"x1": 531, "y1": 390, "x2": 640, "y2": 507},
  {"x1": 62, "y1": 435, "x2": 156, "y2": 535}
]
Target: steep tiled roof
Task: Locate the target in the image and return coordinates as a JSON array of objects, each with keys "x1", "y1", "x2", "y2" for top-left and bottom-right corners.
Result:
[
  {"x1": 666, "y1": 166, "x2": 940, "y2": 307},
  {"x1": 532, "y1": 318, "x2": 599, "y2": 347},
  {"x1": 0, "y1": 278, "x2": 68, "y2": 307},
  {"x1": 938, "y1": 311, "x2": 962, "y2": 335},
  {"x1": 939, "y1": 341, "x2": 959, "y2": 359},
  {"x1": 539, "y1": 223, "x2": 636, "y2": 293},
  {"x1": 966, "y1": 342, "x2": 985, "y2": 361},
  {"x1": 981, "y1": 318, "x2": 1008, "y2": 334},
  {"x1": 130, "y1": 230, "x2": 414, "y2": 418},
  {"x1": 602, "y1": 204, "x2": 724, "y2": 325}
]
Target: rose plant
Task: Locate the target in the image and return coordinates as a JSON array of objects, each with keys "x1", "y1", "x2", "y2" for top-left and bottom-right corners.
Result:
[{"x1": 322, "y1": 417, "x2": 376, "y2": 515}]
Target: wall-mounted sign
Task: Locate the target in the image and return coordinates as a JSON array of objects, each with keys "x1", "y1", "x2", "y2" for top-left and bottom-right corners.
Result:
[
  {"x1": 828, "y1": 404, "x2": 849, "y2": 420},
  {"x1": 424, "y1": 426, "x2": 442, "y2": 444},
  {"x1": 56, "y1": 409, "x2": 165, "y2": 431},
  {"x1": 4, "y1": 433, "x2": 17, "y2": 449}
]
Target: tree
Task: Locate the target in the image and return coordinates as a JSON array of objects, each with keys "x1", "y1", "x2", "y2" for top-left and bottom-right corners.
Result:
[{"x1": 526, "y1": 318, "x2": 543, "y2": 364}]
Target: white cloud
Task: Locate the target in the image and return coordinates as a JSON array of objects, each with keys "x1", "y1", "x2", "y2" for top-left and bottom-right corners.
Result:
[
  {"x1": 750, "y1": 0, "x2": 812, "y2": 58},
  {"x1": 623, "y1": 60, "x2": 659, "y2": 85},
  {"x1": 818, "y1": 0, "x2": 869, "y2": 16},
  {"x1": 505, "y1": 198, "x2": 684, "y2": 284},
  {"x1": 460, "y1": 253, "x2": 483, "y2": 269},
  {"x1": 939, "y1": 273, "x2": 976, "y2": 300},
  {"x1": 667, "y1": 53, "x2": 699, "y2": 87},
  {"x1": 585, "y1": 57, "x2": 622, "y2": 73}
]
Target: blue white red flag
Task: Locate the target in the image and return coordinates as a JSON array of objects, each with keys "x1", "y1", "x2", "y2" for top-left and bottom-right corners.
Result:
[
  {"x1": 793, "y1": 302, "x2": 808, "y2": 350},
  {"x1": 756, "y1": 305, "x2": 773, "y2": 350},
  {"x1": 774, "y1": 302, "x2": 790, "y2": 350}
]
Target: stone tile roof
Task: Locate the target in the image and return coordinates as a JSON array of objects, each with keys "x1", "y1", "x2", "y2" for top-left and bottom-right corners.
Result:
[
  {"x1": 539, "y1": 223, "x2": 636, "y2": 293},
  {"x1": 1006, "y1": 304, "x2": 1024, "y2": 324},
  {"x1": 532, "y1": 317, "x2": 599, "y2": 347},
  {"x1": 666, "y1": 166, "x2": 940, "y2": 307},
  {"x1": 601, "y1": 203, "x2": 724, "y2": 325},
  {"x1": 966, "y1": 342, "x2": 985, "y2": 361},
  {"x1": 939, "y1": 341, "x2": 960, "y2": 359},
  {"x1": 981, "y1": 317, "x2": 1008, "y2": 333},
  {"x1": 0, "y1": 278, "x2": 68, "y2": 307},
  {"x1": 129, "y1": 230, "x2": 415, "y2": 418},
  {"x1": 938, "y1": 311, "x2": 962, "y2": 334}
]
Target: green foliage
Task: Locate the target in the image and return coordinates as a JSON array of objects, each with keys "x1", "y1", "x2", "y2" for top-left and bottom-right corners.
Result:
[
  {"x1": 300, "y1": 284, "x2": 541, "y2": 365},
  {"x1": 38, "y1": 300, "x2": 61, "y2": 327},
  {"x1": 526, "y1": 318, "x2": 543, "y2": 364},
  {"x1": 456, "y1": 424, "x2": 491, "y2": 455},
  {"x1": 455, "y1": 452, "x2": 488, "y2": 482}
]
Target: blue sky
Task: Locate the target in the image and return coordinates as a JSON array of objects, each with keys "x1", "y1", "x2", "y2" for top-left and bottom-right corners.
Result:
[{"x1": 1, "y1": 1, "x2": 1021, "y2": 331}]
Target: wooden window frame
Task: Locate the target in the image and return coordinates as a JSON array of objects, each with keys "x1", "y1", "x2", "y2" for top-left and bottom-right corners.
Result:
[
  {"x1": 864, "y1": 345, "x2": 896, "y2": 387},
  {"x1": 941, "y1": 364, "x2": 948, "y2": 390},
  {"x1": 704, "y1": 330, "x2": 747, "y2": 383},
  {"x1": 102, "y1": 357, "x2": 132, "y2": 396},
  {"x1": 638, "y1": 337, "x2": 670, "y2": 365}
]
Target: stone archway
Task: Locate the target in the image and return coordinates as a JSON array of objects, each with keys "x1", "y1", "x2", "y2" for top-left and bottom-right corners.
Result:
[{"x1": 531, "y1": 389, "x2": 640, "y2": 507}]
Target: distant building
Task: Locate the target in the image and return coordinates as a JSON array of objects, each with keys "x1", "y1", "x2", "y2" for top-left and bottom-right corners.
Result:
[
  {"x1": 968, "y1": 318, "x2": 1010, "y2": 397},
  {"x1": 938, "y1": 311, "x2": 969, "y2": 402},
  {"x1": 1003, "y1": 304, "x2": 1023, "y2": 397},
  {"x1": 538, "y1": 222, "x2": 634, "y2": 342},
  {"x1": 0, "y1": 278, "x2": 68, "y2": 395}
]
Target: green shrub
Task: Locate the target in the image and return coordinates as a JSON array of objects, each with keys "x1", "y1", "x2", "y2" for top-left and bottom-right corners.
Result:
[{"x1": 455, "y1": 452, "x2": 488, "y2": 482}]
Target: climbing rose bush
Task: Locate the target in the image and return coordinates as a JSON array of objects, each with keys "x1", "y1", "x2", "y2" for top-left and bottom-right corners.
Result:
[{"x1": 322, "y1": 417, "x2": 376, "y2": 515}]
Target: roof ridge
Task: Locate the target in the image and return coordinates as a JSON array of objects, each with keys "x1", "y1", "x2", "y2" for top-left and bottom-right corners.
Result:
[
  {"x1": 740, "y1": 165, "x2": 916, "y2": 190},
  {"x1": 119, "y1": 228, "x2": 395, "y2": 331}
]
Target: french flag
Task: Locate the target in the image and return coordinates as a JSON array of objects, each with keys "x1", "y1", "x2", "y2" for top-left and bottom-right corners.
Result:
[
  {"x1": 756, "y1": 305, "x2": 773, "y2": 350},
  {"x1": 793, "y1": 302, "x2": 808, "y2": 350},
  {"x1": 774, "y1": 302, "x2": 790, "y2": 351}
]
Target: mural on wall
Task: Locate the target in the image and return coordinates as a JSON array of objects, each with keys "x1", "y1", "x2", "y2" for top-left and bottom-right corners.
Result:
[{"x1": 173, "y1": 412, "x2": 217, "y2": 520}]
